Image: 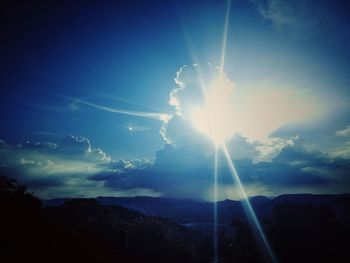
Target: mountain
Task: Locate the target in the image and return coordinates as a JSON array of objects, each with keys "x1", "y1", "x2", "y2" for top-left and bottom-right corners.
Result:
[
  {"x1": 3, "y1": 176, "x2": 350, "y2": 263},
  {"x1": 44, "y1": 193, "x2": 350, "y2": 227}
]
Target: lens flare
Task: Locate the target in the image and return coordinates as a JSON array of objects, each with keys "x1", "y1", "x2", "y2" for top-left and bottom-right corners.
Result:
[
  {"x1": 213, "y1": 144, "x2": 219, "y2": 263},
  {"x1": 221, "y1": 143, "x2": 277, "y2": 263},
  {"x1": 191, "y1": 76, "x2": 236, "y2": 143}
]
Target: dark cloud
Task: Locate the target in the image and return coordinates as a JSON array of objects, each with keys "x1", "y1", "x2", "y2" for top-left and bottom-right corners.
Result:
[
  {"x1": 92, "y1": 135, "x2": 348, "y2": 200},
  {"x1": 1, "y1": 132, "x2": 349, "y2": 200},
  {"x1": 0, "y1": 136, "x2": 155, "y2": 198},
  {"x1": 59, "y1": 135, "x2": 91, "y2": 154}
]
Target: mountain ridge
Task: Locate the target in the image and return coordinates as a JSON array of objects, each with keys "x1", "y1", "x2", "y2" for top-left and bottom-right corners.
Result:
[{"x1": 44, "y1": 193, "x2": 350, "y2": 225}]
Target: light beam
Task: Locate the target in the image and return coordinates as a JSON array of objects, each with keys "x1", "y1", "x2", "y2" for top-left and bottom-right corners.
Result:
[
  {"x1": 221, "y1": 143, "x2": 277, "y2": 263},
  {"x1": 213, "y1": 143, "x2": 219, "y2": 263},
  {"x1": 220, "y1": 0, "x2": 231, "y2": 75}
]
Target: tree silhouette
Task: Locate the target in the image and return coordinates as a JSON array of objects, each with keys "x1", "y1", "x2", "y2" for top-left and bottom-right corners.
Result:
[{"x1": 268, "y1": 202, "x2": 348, "y2": 263}]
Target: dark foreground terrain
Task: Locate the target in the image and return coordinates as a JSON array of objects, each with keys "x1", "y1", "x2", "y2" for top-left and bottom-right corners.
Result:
[{"x1": 1, "y1": 176, "x2": 350, "y2": 263}]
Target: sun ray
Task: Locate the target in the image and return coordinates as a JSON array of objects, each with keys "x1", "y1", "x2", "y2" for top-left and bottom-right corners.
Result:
[
  {"x1": 212, "y1": 2, "x2": 232, "y2": 261},
  {"x1": 213, "y1": 143, "x2": 219, "y2": 263},
  {"x1": 220, "y1": 0, "x2": 232, "y2": 75},
  {"x1": 221, "y1": 143, "x2": 277, "y2": 263},
  {"x1": 179, "y1": 23, "x2": 209, "y2": 100}
]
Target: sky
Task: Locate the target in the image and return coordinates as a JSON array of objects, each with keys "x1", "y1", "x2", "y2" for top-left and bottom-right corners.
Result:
[{"x1": 1, "y1": 0, "x2": 350, "y2": 200}]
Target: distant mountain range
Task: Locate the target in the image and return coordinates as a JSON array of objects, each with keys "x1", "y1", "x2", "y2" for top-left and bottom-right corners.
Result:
[
  {"x1": 44, "y1": 193, "x2": 350, "y2": 226},
  {"x1": 3, "y1": 173, "x2": 350, "y2": 263},
  {"x1": 4, "y1": 176, "x2": 350, "y2": 263}
]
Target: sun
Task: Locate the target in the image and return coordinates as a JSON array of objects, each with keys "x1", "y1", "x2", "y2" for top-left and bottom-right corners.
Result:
[{"x1": 190, "y1": 75, "x2": 236, "y2": 143}]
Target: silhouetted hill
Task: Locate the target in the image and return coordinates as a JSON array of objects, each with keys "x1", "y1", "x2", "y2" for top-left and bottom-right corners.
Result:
[
  {"x1": 0, "y1": 176, "x2": 201, "y2": 263},
  {"x1": 42, "y1": 198, "x2": 200, "y2": 263},
  {"x1": 98, "y1": 196, "x2": 214, "y2": 223},
  {"x1": 2, "y1": 176, "x2": 350, "y2": 263},
  {"x1": 45, "y1": 193, "x2": 350, "y2": 227},
  {"x1": 273, "y1": 193, "x2": 348, "y2": 204}
]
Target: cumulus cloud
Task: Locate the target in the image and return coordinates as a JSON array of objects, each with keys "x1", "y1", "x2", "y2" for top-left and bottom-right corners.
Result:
[
  {"x1": 331, "y1": 148, "x2": 350, "y2": 160},
  {"x1": 0, "y1": 136, "x2": 158, "y2": 198},
  {"x1": 154, "y1": 63, "x2": 325, "y2": 199},
  {"x1": 1, "y1": 133, "x2": 348, "y2": 200},
  {"x1": 59, "y1": 135, "x2": 92, "y2": 154},
  {"x1": 91, "y1": 135, "x2": 350, "y2": 200},
  {"x1": 161, "y1": 64, "x2": 219, "y2": 147},
  {"x1": 335, "y1": 126, "x2": 350, "y2": 137},
  {"x1": 1, "y1": 58, "x2": 348, "y2": 200},
  {"x1": 327, "y1": 126, "x2": 350, "y2": 159},
  {"x1": 162, "y1": 63, "x2": 323, "y2": 149},
  {"x1": 126, "y1": 63, "x2": 346, "y2": 199}
]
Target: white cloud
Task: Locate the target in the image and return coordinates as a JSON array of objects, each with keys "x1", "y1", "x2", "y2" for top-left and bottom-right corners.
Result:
[
  {"x1": 162, "y1": 64, "x2": 322, "y2": 148},
  {"x1": 19, "y1": 158, "x2": 36, "y2": 165},
  {"x1": 301, "y1": 166, "x2": 332, "y2": 177},
  {"x1": 1, "y1": 131, "x2": 347, "y2": 200},
  {"x1": 0, "y1": 136, "x2": 156, "y2": 199},
  {"x1": 330, "y1": 148, "x2": 350, "y2": 159},
  {"x1": 251, "y1": 0, "x2": 350, "y2": 39},
  {"x1": 251, "y1": 0, "x2": 319, "y2": 31},
  {"x1": 99, "y1": 134, "x2": 346, "y2": 200},
  {"x1": 255, "y1": 136, "x2": 296, "y2": 162},
  {"x1": 335, "y1": 126, "x2": 350, "y2": 137}
]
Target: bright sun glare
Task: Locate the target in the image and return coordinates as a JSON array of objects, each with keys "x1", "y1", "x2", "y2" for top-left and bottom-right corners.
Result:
[{"x1": 191, "y1": 75, "x2": 236, "y2": 143}]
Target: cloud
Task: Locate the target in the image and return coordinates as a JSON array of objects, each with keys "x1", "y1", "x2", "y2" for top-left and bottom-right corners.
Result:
[
  {"x1": 251, "y1": 0, "x2": 350, "y2": 35},
  {"x1": 252, "y1": 0, "x2": 318, "y2": 30},
  {"x1": 60, "y1": 135, "x2": 92, "y2": 154},
  {"x1": 327, "y1": 126, "x2": 350, "y2": 158},
  {"x1": 162, "y1": 63, "x2": 323, "y2": 148},
  {"x1": 0, "y1": 139, "x2": 7, "y2": 148},
  {"x1": 163, "y1": 64, "x2": 237, "y2": 146},
  {"x1": 330, "y1": 147, "x2": 350, "y2": 160},
  {"x1": 80, "y1": 63, "x2": 346, "y2": 200},
  {"x1": 335, "y1": 126, "x2": 350, "y2": 137},
  {"x1": 0, "y1": 136, "x2": 157, "y2": 198},
  {"x1": 60, "y1": 95, "x2": 170, "y2": 121},
  {"x1": 170, "y1": 64, "x2": 216, "y2": 118},
  {"x1": 29, "y1": 131, "x2": 58, "y2": 137},
  {"x1": 99, "y1": 93, "x2": 168, "y2": 113},
  {"x1": 2, "y1": 59, "x2": 348, "y2": 200},
  {"x1": 91, "y1": 135, "x2": 350, "y2": 200},
  {"x1": 1, "y1": 133, "x2": 349, "y2": 200}
]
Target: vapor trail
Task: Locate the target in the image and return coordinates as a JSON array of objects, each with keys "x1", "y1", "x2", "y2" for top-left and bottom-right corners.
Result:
[
  {"x1": 59, "y1": 95, "x2": 171, "y2": 121},
  {"x1": 99, "y1": 94, "x2": 169, "y2": 113}
]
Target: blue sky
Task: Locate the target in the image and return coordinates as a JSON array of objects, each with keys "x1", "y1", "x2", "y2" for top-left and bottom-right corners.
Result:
[{"x1": 1, "y1": 0, "x2": 349, "y2": 199}]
